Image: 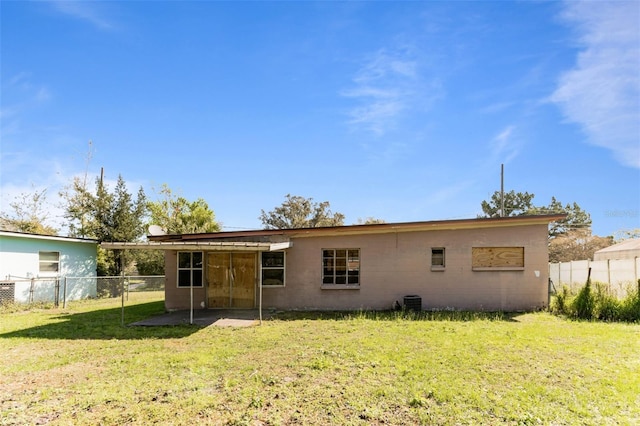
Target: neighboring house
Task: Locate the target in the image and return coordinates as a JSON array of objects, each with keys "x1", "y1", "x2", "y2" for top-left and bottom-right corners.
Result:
[
  {"x1": 0, "y1": 231, "x2": 98, "y2": 303},
  {"x1": 593, "y1": 239, "x2": 640, "y2": 261},
  {"x1": 104, "y1": 214, "x2": 563, "y2": 312}
]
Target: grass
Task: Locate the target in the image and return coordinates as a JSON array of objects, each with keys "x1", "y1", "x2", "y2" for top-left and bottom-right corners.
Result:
[{"x1": 1, "y1": 294, "x2": 639, "y2": 425}]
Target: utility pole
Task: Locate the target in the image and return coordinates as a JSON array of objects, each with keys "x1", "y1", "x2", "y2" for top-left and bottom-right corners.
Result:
[{"x1": 500, "y1": 163, "x2": 504, "y2": 218}]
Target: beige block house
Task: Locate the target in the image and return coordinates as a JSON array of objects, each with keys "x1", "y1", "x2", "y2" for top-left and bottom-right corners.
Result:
[{"x1": 120, "y1": 215, "x2": 563, "y2": 312}]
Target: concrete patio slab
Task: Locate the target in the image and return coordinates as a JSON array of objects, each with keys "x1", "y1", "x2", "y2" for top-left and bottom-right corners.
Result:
[{"x1": 129, "y1": 309, "x2": 269, "y2": 327}]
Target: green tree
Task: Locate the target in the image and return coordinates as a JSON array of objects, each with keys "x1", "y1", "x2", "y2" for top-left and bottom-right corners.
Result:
[
  {"x1": 133, "y1": 250, "x2": 165, "y2": 275},
  {"x1": 480, "y1": 191, "x2": 601, "y2": 261},
  {"x1": 137, "y1": 185, "x2": 220, "y2": 277},
  {"x1": 147, "y1": 184, "x2": 220, "y2": 234},
  {"x1": 259, "y1": 194, "x2": 345, "y2": 229},
  {"x1": 62, "y1": 173, "x2": 147, "y2": 276},
  {"x1": 480, "y1": 190, "x2": 535, "y2": 217},
  {"x1": 480, "y1": 192, "x2": 591, "y2": 236},
  {"x1": 0, "y1": 187, "x2": 58, "y2": 235},
  {"x1": 60, "y1": 176, "x2": 94, "y2": 238},
  {"x1": 529, "y1": 197, "x2": 591, "y2": 238}
]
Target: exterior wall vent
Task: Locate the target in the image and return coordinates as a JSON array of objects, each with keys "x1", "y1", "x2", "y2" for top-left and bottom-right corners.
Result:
[{"x1": 0, "y1": 282, "x2": 16, "y2": 303}]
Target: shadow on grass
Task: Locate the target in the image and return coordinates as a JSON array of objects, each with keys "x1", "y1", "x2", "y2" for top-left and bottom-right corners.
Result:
[
  {"x1": 0, "y1": 301, "x2": 200, "y2": 340},
  {"x1": 268, "y1": 309, "x2": 523, "y2": 322}
]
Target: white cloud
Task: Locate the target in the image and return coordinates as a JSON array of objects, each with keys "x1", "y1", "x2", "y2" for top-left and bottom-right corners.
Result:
[
  {"x1": 552, "y1": 0, "x2": 640, "y2": 168},
  {"x1": 49, "y1": 1, "x2": 116, "y2": 31},
  {"x1": 1, "y1": 73, "x2": 52, "y2": 138},
  {"x1": 342, "y1": 48, "x2": 441, "y2": 136},
  {"x1": 490, "y1": 125, "x2": 520, "y2": 164}
]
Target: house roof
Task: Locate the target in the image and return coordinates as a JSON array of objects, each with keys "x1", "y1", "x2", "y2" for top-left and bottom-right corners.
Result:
[
  {"x1": 100, "y1": 215, "x2": 565, "y2": 251},
  {"x1": 148, "y1": 214, "x2": 567, "y2": 242},
  {"x1": 594, "y1": 238, "x2": 640, "y2": 254},
  {"x1": 0, "y1": 230, "x2": 98, "y2": 244}
]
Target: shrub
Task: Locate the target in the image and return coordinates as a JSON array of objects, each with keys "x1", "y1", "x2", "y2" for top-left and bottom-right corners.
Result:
[
  {"x1": 551, "y1": 285, "x2": 572, "y2": 316},
  {"x1": 550, "y1": 280, "x2": 640, "y2": 322},
  {"x1": 594, "y1": 283, "x2": 620, "y2": 321},
  {"x1": 618, "y1": 286, "x2": 640, "y2": 322},
  {"x1": 572, "y1": 279, "x2": 596, "y2": 320}
]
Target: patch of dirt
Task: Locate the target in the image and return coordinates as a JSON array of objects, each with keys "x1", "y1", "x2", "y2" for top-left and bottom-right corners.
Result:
[{"x1": 0, "y1": 362, "x2": 105, "y2": 425}]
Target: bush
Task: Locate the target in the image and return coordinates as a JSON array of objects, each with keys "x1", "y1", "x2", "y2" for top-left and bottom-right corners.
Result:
[
  {"x1": 550, "y1": 285, "x2": 571, "y2": 315},
  {"x1": 618, "y1": 286, "x2": 640, "y2": 322},
  {"x1": 594, "y1": 283, "x2": 620, "y2": 321},
  {"x1": 550, "y1": 280, "x2": 640, "y2": 322},
  {"x1": 572, "y1": 279, "x2": 596, "y2": 320}
]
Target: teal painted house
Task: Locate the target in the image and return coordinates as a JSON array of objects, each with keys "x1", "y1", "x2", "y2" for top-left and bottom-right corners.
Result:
[{"x1": 0, "y1": 231, "x2": 98, "y2": 303}]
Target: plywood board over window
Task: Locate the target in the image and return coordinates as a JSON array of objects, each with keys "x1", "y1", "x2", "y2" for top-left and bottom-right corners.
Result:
[{"x1": 472, "y1": 247, "x2": 524, "y2": 270}]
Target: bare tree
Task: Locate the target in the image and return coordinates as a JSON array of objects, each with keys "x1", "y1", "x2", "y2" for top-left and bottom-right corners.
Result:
[
  {"x1": 356, "y1": 217, "x2": 386, "y2": 225},
  {"x1": 549, "y1": 229, "x2": 613, "y2": 262},
  {"x1": 0, "y1": 186, "x2": 58, "y2": 235}
]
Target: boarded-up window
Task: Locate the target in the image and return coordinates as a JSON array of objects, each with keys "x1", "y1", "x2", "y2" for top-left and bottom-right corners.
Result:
[{"x1": 472, "y1": 247, "x2": 524, "y2": 269}]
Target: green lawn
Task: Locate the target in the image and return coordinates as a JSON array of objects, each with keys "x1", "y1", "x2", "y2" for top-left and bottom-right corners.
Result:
[{"x1": 1, "y1": 293, "x2": 638, "y2": 425}]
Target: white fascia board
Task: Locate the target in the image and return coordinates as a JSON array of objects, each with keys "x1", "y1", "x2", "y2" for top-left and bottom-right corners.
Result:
[
  {"x1": 0, "y1": 231, "x2": 97, "y2": 244},
  {"x1": 269, "y1": 242, "x2": 293, "y2": 251},
  {"x1": 101, "y1": 241, "x2": 274, "y2": 251}
]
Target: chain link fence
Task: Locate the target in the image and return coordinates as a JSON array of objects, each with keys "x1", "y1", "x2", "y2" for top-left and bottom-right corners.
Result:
[
  {"x1": 0, "y1": 277, "x2": 69, "y2": 306},
  {"x1": 96, "y1": 275, "x2": 165, "y2": 299}
]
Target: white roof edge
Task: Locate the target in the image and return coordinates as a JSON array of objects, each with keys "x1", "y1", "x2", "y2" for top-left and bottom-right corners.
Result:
[
  {"x1": 101, "y1": 241, "x2": 278, "y2": 251},
  {"x1": 269, "y1": 242, "x2": 293, "y2": 251},
  {"x1": 594, "y1": 239, "x2": 640, "y2": 253},
  {"x1": 0, "y1": 230, "x2": 98, "y2": 244}
]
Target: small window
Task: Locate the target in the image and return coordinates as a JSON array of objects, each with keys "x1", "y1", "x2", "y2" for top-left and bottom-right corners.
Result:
[
  {"x1": 39, "y1": 251, "x2": 60, "y2": 274},
  {"x1": 431, "y1": 248, "x2": 445, "y2": 270},
  {"x1": 261, "y1": 251, "x2": 285, "y2": 287},
  {"x1": 177, "y1": 252, "x2": 203, "y2": 287},
  {"x1": 322, "y1": 249, "x2": 360, "y2": 286}
]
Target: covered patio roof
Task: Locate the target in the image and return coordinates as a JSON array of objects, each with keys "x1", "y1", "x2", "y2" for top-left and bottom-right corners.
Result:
[{"x1": 100, "y1": 241, "x2": 292, "y2": 251}]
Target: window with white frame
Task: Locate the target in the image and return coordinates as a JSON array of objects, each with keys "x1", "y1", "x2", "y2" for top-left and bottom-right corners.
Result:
[
  {"x1": 177, "y1": 252, "x2": 203, "y2": 287},
  {"x1": 322, "y1": 249, "x2": 360, "y2": 286},
  {"x1": 261, "y1": 251, "x2": 285, "y2": 286},
  {"x1": 39, "y1": 251, "x2": 60, "y2": 274}
]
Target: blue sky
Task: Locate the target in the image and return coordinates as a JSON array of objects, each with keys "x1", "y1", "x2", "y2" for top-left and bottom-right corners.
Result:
[{"x1": 1, "y1": 1, "x2": 639, "y2": 237}]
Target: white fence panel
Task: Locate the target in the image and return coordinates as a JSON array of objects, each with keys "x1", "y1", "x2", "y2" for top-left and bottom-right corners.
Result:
[
  {"x1": 589, "y1": 260, "x2": 609, "y2": 285},
  {"x1": 549, "y1": 257, "x2": 639, "y2": 297}
]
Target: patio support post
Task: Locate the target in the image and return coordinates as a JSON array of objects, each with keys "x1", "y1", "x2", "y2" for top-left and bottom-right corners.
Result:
[
  {"x1": 120, "y1": 254, "x2": 125, "y2": 327},
  {"x1": 63, "y1": 276, "x2": 67, "y2": 309},
  {"x1": 190, "y1": 282, "x2": 194, "y2": 325},
  {"x1": 259, "y1": 276, "x2": 263, "y2": 325}
]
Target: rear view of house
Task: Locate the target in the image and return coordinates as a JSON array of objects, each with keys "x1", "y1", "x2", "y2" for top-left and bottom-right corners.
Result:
[
  {"x1": 0, "y1": 231, "x2": 98, "y2": 303},
  {"x1": 106, "y1": 215, "x2": 563, "y2": 312}
]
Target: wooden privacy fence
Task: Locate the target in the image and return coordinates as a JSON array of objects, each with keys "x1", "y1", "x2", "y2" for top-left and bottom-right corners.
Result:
[{"x1": 549, "y1": 258, "x2": 639, "y2": 297}]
